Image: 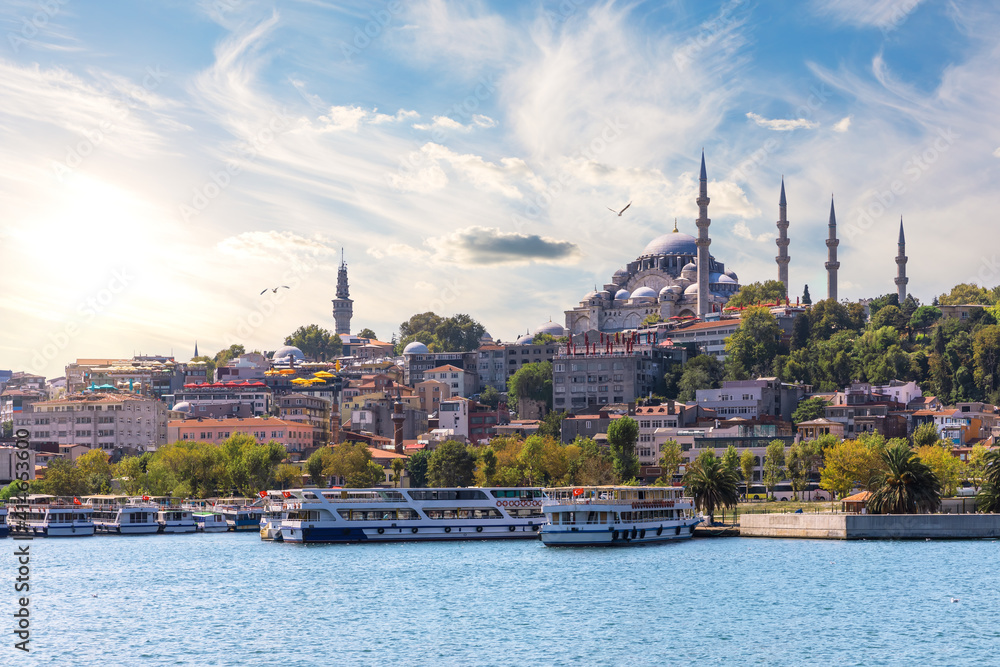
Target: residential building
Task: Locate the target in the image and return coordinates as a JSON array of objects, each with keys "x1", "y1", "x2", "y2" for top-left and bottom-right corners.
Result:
[
  {"x1": 1, "y1": 389, "x2": 47, "y2": 424},
  {"x1": 872, "y1": 380, "x2": 923, "y2": 408},
  {"x1": 415, "y1": 379, "x2": 451, "y2": 414},
  {"x1": 560, "y1": 409, "x2": 626, "y2": 444},
  {"x1": 173, "y1": 380, "x2": 272, "y2": 416},
  {"x1": 552, "y1": 345, "x2": 685, "y2": 412},
  {"x1": 214, "y1": 353, "x2": 268, "y2": 382},
  {"x1": 436, "y1": 397, "x2": 508, "y2": 444},
  {"x1": 22, "y1": 392, "x2": 168, "y2": 453},
  {"x1": 277, "y1": 392, "x2": 333, "y2": 447},
  {"x1": 696, "y1": 378, "x2": 809, "y2": 423},
  {"x1": 66, "y1": 357, "x2": 188, "y2": 399},
  {"x1": 422, "y1": 365, "x2": 475, "y2": 398},
  {"x1": 400, "y1": 345, "x2": 479, "y2": 389},
  {"x1": 167, "y1": 417, "x2": 316, "y2": 454},
  {"x1": 797, "y1": 418, "x2": 845, "y2": 441},
  {"x1": 660, "y1": 319, "x2": 741, "y2": 358},
  {"x1": 937, "y1": 304, "x2": 986, "y2": 321}
]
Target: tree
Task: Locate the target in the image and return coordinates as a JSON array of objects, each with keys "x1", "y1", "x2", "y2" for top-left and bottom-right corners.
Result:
[
  {"x1": 868, "y1": 440, "x2": 941, "y2": 513},
  {"x1": 537, "y1": 411, "x2": 567, "y2": 439},
  {"x1": 607, "y1": 416, "x2": 640, "y2": 482},
  {"x1": 189, "y1": 356, "x2": 217, "y2": 382},
  {"x1": 726, "y1": 280, "x2": 788, "y2": 308},
  {"x1": 507, "y1": 361, "x2": 553, "y2": 413},
  {"x1": 677, "y1": 355, "x2": 724, "y2": 401},
  {"x1": 357, "y1": 328, "x2": 377, "y2": 340},
  {"x1": 721, "y1": 445, "x2": 740, "y2": 478},
  {"x1": 284, "y1": 324, "x2": 342, "y2": 361},
  {"x1": 739, "y1": 449, "x2": 756, "y2": 498},
  {"x1": 791, "y1": 397, "x2": 828, "y2": 425},
  {"x1": 642, "y1": 313, "x2": 663, "y2": 327},
  {"x1": 790, "y1": 312, "x2": 810, "y2": 351},
  {"x1": 657, "y1": 440, "x2": 683, "y2": 485},
  {"x1": 220, "y1": 435, "x2": 286, "y2": 496},
  {"x1": 725, "y1": 307, "x2": 781, "y2": 379},
  {"x1": 819, "y1": 437, "x2": 885, "y2": 499},
  {"x1": 76, "y1": 449, "x2": 113, "y2": 494},
  {"x1": 518, "y1": 436, "x2": 545, "y2": 485},
  {"x1": 966, "y1": 444, "x2": 990, "y2": 493},
  {"x1": 407, "y1": 450, "x2": 431, "y2": 488},
  {"x1": 479, "y1": 447, "x2": 498, "y2": 486},
  {"x1": 306, "y1": 447, "x2": 334, "y2": 486},
  {"x1": 762, "y1": 440, "x2": 786, "y2": 498},
  {"x1": 786, "y1": 440, "x2": 822, "y2": 500},
  {"x1": 352, "y1": 460, "x2": 386, "y2": 488},
  {"x1": 322, "y1": 442, "x2": 375, "y2": 488},
  {"x1": 869, "y1": 304, "x2": 905, "y2": 331},
  {"x1": 912, "y1": 422, "x2": 940, "y2": 448},
  {"x1": 802, "y1": 284, "x2": 812, "y2": 306},
  {"x1": 391, "y1": 458, "x2": 405, "y2": 488},
  {"x1": 938, "y1": 283, "x2": 994, "y2": 306},
  {"x1": 972, "y1": 325, "x2": 1000, "y2": 396},
  {"x1": 214, "y1": 344, "x2": 246, "y2": 366},
  {"x1": 274, "y1": 463, "x2": 303, "y2": 489},
  {"x1": 397, "y1": 312, "x2": 487, "y2": 353},
  {"x1": 682, "y1": 451, "x2": 739, "y2": 524},
  {"x1": 40, "y1": 459, "x2": 88, "y2": 497},
  {"x1": 976, "y1": 449, "x2": 1000, "y2": 513},
  {"x1": 1, "y1": 420, "x2": 12, "y2": 438},
  {"x1": 909, "y1": 306, "x2": 942, "y2": 331},
  {"x1": 113, "y1": 455, "x2": 148, "y2": 495},
  {"x1": 479, "y1": 385, "x2": 501, "y2": 410},
  {"x1": 427, "y1": 440, "x2": 476, "y2": 487},
  {"x1": 915, "y1": 444, "x2": 962, "y2": 497}
]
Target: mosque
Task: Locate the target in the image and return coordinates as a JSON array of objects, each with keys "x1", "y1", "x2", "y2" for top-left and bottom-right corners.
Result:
[{"x1": 564, "y1": 152, "x2": 740, "y2": 335}]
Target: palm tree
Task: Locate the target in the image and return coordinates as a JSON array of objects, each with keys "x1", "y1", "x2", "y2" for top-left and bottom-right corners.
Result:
[
  {"x1": 868, "y1": 441, "x2": 941, "y2": 514},
  {"x1": 683, "y1": 453, "x2": 740, "y2": 525},
  {"x1": 976, "y1": 450, "x2": 1000, "y2": 513}
]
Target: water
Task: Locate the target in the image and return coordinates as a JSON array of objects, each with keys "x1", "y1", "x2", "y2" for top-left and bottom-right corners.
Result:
[{"x1": 3, "y1": 533, "x2": 998, "y2": 666}]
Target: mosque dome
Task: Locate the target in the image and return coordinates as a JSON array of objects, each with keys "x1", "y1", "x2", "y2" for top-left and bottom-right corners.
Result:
[
  {"x1": 614, "y1": 290, "x2": 630, "y2": 301},
  {"x1": 515, "y1": 334, "x2": 535, "y2": 345},
  {"x1": 638, "y1": 232, "x2": 699, "y2": 258},
  {"x1": 681, "y1": 262, "x2": 697, "y2": 274},
  {"x1": 172, "y1": 402, "x2": 191, "y2": 413},
  {"x1": 596, "y1": 290, "x2": 612, "y2": 300},
  {"x1": 534, "y1": 320, "x2": 566, "y2": 337},
  {"x1": 724, "y1": 269, "x2": 738, "y2": 280},
  {"x1": 612, "y1": 268, "x2": 629, "y2": 285},
  {"x1": 402, "y1": 341, "x2": 430, "y2": 355},
  {"x1": 684, "y1": 283, "x2": 699, "y2": 295},
  {"x1": 272, "y1": 345, "x2": 305, "y2": 362},
  {"x1": 583, "y1": 290, "x2": 599, "y2": 301},
  {"x1": 718, "y1": 274, "x2": 737, "y2": 284},
  {"x1": 631, "y1": 286, "x2": 657, "y2": 299}
]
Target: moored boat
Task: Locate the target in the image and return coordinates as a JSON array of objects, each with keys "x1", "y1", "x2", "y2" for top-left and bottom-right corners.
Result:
[
  {"x1": 7, "y1": 495, "x2": 95, "y2": 537},
  {"x1": 85, "y1": 495, "x2": 160, "y2": 535},
  {"x1": 192, "y1": 511, "x2": 228, "y2": 533},
  {"x1": 260, "y1": 503, "x2": 285, "y2": 541},
  {"x1": 272, "y1": 487, "x2": 546, "y2": 543},
  {"x1": 217, "y1": 502, "x2": 263, "y2": 531},
  {"x1": 539, "y1": 486, "x2": 700, "y2": 546},
  {"x1": 157, "y1": 507, "x2": 196, "y2": 533},
  {"x1": 0, "y1": 506, "x2": 8, "y2": 538}
]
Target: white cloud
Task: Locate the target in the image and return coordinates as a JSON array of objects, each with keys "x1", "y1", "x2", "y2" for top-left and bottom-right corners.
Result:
[
  {"x1": 812, "y1": 0, "x2": 927, "y2": 29},
  {"x1": 217, "y1": 231, "x2": 339, "y2": 261},
  {"x1": 319, "y1": 105, "x2": 419, "y2": 132},
  {"x1": 833, "y1": 116, "x2": 852, "y2": 132},
  {"x1": 732, "y1": 220, "x2": 771, "y2": 242},
  {"x1": 413, "y1": 114, "x2": 496, "y2": 132},
  {"x1": 746, "y1": 112, "x2": 819, "y2": 131},
  {"x1": 993, "y1": 147, "x2": 1000, "y2": 158}
]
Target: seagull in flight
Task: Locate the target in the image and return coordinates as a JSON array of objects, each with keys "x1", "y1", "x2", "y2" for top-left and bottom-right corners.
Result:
[
  {"x1": 608, "y1": 201, "x2": 631, "y2": 216},
  {"x1": 260, "y1": 286, "x2": 290, "y2": 295}
]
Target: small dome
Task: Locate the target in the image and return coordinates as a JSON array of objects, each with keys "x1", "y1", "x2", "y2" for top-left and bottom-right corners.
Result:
[
  {"x1": 272, "y1": 345, "x2": 305, "y2": 362},
  {"x1": 639, "y1": 232, "x2": 699, "y2": 258},
  {"x1": 631, "y1": 286, "x2": 657, "y2": 299},
  {"x1": 684, "y1": 283, "x2": 699, "y2": 295},
  {"x1": 724, "y1": 269, "x2": 738, "y2": 280},
  {"x1": 172, "y1": 402, "x2": 191, "y2": 413},
  {"x1": 612, "y1": 269, "x2": 629, "y2": 285},
  {"x1": 718, "y1": 274, "x2": 737, "y2": 284},
  {"x1": 597, "y1": 290, "x2": 612, "y2": 300},
  {"x1": 614, "y1": 290, "x2": 630, "y2": 301},
  {"x1": 582, "y1": 290, "x2": 599, "y2": 301},
  {"x1": 515, "y1": 334, "x2": 535, "y2": 345},
  {"x1": 534, "y1": 321, "x2": 566, "y2": 337},
  {"x1": 402, "y1": 341, "x2": 429, "y2": 355},
  {"x1": 682, "y1": 262, "x2": 697, "y2": 273}
]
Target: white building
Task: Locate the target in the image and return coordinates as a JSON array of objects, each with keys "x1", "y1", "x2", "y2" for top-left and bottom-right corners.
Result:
[
  {"x1": 20, "y1": 392, "x2": 168, "y2": 452},
  {"x1": 422, "y1": 365, "x2": 476, "y2": 399}
]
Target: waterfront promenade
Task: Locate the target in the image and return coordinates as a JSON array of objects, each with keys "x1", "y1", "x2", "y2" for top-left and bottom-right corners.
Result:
[{"x1": 740, "y1": 512, "x2": 1000, "y2": 539}]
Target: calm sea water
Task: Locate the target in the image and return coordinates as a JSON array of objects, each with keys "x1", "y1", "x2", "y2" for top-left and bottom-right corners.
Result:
[{"x1": 2, "y1": 532, "x2": 998, "y2": 666}]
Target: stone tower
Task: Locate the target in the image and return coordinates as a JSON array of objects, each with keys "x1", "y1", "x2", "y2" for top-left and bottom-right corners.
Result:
[
  {"x1": 776, "y1": 177, "x2": 790, "y2": 290},
  {"x1": 825, "y1": 196, "x2": 840, "y2": 302},
  {"x1": 895, "y1": 217, "x2": 908, "y2": 303},
  {"x1": 695, "y1": 151, "x2": 711, "y2": 317},
  {"x1": 332, "y1": 249, "x2": 353, "y2": 336}
]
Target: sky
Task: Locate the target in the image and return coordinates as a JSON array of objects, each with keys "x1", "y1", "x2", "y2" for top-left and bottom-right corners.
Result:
[{"x1": 1, "y1": 0, "x2": 998, "y2": 378}]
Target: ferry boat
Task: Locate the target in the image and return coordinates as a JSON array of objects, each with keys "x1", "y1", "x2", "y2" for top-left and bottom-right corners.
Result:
[
  {"x1": 7, "y1": 495, "x2": 95, "y2": 537},
  {"x1": 272, "y1": 487, "x2": 546, "y2": 543},
  {"x1": 157, "y1": 507, "x2": 196, "y2": 533},
  {"x1": 259, "y1": 504, "x2": 285, "y2": 541},
  {"x1": 539, "y1": 486, "x2": 700, "y2": 546},
  {"x1": 0, "y1": 506, "x2": 8, "y2": 538},
  {"x1": 192, "y1": 511, "x2": 228, "y2": 533},
  {"x1": 218, "y1": 504, "x2": 263, "y2": 531},
  {"x1": 85, "y1": 495, "x2": 160, "y2": 535}
]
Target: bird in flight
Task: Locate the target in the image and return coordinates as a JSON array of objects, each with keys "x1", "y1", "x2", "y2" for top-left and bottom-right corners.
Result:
[
  {"x1": 608, "y1": 201, "x2": 631, "y2": 216},
  {"x1": 260, "y1": 286, "x2": 290, "y2": 295}
]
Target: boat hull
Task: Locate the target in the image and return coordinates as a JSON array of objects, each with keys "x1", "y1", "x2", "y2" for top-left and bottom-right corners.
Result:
[
  {"x1": 23, "y1": 524, "x2": 96, "y2": 537},
  {"x1": 540, "y1": 520, "x2": 700, "y2": 546},
  {"x1": 95, "y1": 523, "x2": 159, "y2": 535},
  {"x1": 281, "y1": 523, "x2": 541, "y2": 543},
  {"x1": 159, "y1": 523, "x2": 197, "y2": 534}
]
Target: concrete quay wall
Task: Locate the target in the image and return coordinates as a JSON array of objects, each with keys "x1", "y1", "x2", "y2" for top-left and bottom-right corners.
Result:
[{"x1": 740, "y1": 513, "x2": 1000, "y2": 540}]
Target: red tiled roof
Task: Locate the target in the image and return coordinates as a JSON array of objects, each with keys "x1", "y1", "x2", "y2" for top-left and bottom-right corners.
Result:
[{"x1": 426, "y1": 365, "x2": 465, "y2": 373}]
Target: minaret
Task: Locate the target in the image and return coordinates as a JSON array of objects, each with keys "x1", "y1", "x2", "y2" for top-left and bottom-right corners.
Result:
[
  {"x1": 695, "y1": 151, "x2": 711, "y2": 317},
  {"x1": 332, "y1": 249, "x2": 354, "y2": 335},
  {"x1": 776, "y1": 177, "x2": 790, "y2": 290},
  {"x1": 825, "y1": 196, "x2": 840, "y2": 302},
  {"x1": 895, "y1": 217, "x2": 908, "y2": 303},
  {"x1": 193, "y1": 341, "x2": 198, "y2": 358}
]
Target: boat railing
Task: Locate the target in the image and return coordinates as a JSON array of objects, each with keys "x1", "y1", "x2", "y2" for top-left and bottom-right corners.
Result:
[{"x1": 544, "y1": 498, "x2": 694, "y2": 507}]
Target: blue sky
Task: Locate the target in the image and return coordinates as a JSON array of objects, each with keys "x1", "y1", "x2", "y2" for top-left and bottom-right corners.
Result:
[{"x1": 1, "y1": 0, "x2": 998, "y2": 378}]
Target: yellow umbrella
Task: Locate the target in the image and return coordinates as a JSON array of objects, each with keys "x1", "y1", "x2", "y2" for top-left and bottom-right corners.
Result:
[
  {"x1": 313, "y1": 371, "x2": 335, "y2": 378},
  {"x1": 279, "y1": 369, "x2": 297, "y2": 375},
  {"x1": 291, "y1": 378, "x2": 310, "y2": 384}
]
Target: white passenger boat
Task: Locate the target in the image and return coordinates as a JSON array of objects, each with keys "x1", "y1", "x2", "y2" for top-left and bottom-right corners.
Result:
[
  {"x1": 85, "y1": 495, "x2": 160, "y2": 535},
  {"x1": 157, "y1": 507, "x2": 196, "y2": 533},
  {"x1": 271, "y1": 487, "x2": 546, "y2": 543},
  {"x1": 540, "y1": 486, "x2": 700, "y2": 546},
  {"x1": 192, "y1": 511, "x2": 228, "y2": 533},
  {"x1": 0, "y1": 506, "x2": 9, "y2": 538},
  {"x1": 218, "y1": 504, "x2": 263, "y2": 531},
  {"x1": 259, "y1": 503, "x2": 285, "y2": 541},
  {"x1": 7, "y1": 495, "x2": 95, "y2": 537}
]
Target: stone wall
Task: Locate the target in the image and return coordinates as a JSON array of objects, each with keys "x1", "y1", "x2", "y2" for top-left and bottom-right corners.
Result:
[{"x1": 740, "y1": 513, "x2": 1000, "y2": 540}]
